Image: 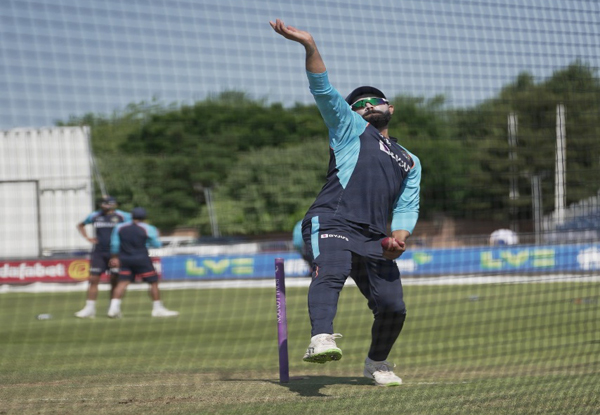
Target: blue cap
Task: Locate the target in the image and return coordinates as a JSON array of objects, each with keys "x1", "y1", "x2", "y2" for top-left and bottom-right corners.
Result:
[{"x1": 132, "y1": 207, "x2": 147, "y2": 219}]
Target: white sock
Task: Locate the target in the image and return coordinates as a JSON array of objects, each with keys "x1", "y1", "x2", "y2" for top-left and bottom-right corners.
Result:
[
  {"x1": 109, "y1": 299, "x2": 122, "y2": 310},
  {"x1": 86, "y1": 300, "x2": 96, "y2": 309},
  {"x1": 153, "y1": 300, "x2": 163, "y2": 310}
]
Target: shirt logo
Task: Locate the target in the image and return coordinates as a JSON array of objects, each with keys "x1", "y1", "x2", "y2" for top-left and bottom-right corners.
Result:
[
  {"x1": 94, "y1": 221, "x2": 118, "y2": 228},
  {"x1": 379, "y1": 141, "x2": 411, "y2": 172},
  {"x1": 320, "y1": 233, "x2": 349, "y2": 242}
]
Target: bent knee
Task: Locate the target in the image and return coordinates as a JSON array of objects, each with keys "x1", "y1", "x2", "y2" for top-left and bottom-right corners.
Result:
[{"x1": 376, "y1": 298, "x2": 406, "y2": 316}]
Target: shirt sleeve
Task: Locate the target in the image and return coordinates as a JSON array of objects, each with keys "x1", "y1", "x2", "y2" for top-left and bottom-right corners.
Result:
[
  {"x1": 110, "y1": 225, "x2": 121, "y2": 255},
  {"x1": 82, "y1": 212, "x2": 97, "y2": 225},
  {"x1": 116, "y1": 210, "x2": 132, "y2": 222},
  {"x1": 146, "y1": 225, "x2": 162, "y2": 248},
  {"x1": 306, "y1": 71, "x2": 367, "y2": 150},
  {"x1": 292, "y1": 220, "x2": 304, "y2": 252},
  {"x1": 391, "y1": 152, "x2": 421, "y2": 234}
]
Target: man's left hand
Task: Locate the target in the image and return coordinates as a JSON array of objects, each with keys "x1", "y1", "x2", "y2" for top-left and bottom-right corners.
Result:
[{"x1": 382, "y1": 237, "x2": 406, "y2": 260}]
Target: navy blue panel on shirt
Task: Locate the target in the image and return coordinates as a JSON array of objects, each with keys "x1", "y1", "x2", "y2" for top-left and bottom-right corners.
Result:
[
  {"x1": 307, "y1": 125, "x2": 412, "y2": 235},
  {"x1": 86, "y1": 211, "x2": 129, "y2": 252},
  {"x1": 116, "y1": 222, "x2": 151, "y2": 258}
]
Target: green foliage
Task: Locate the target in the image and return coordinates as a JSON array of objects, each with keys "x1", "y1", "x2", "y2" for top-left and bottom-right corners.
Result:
[
  {"x1": 114, "y1": 93, "x2": 327, "y2": 230},
  {"x1": 192, "y1": 140, "x2": 328, "y2": 235},
  {"x1": 454, "y1": 61, "x2": 600, "y2": 221},
  {"x1": 57, "y1": 100, "x2": 167, "y2": 153},
  {"x1": 58, "y1": 99, "x2": 171, "y2": 213},
  {"x1": 57, "y1": 61, "x2": 600, "y2": 234},
  {"x1": 390, "y1": 95, "x2": 469, "y2": 218}
]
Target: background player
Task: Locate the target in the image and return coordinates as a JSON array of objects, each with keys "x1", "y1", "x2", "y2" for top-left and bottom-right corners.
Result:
[
  {"x1": 107, "y1": 207, "x2": 179, "y2": 318},
  {"x1": 75, "y1": 196, "x2": 131, "y2": 318}
]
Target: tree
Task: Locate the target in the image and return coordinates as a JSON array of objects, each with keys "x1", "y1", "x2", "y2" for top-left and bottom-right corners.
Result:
[
  {"x1": 56, "y1": 62, "x2": 599, "y2": 234},
  {"x1": 390, "y1": 95, "x2": 469, "y2": 218},
  {"x1": 110, "y1": 92, "x2": 327, "y2": 230},
  {"x1": 454, "y1": 61, "x2": 600, "y2": 222},
  {"x1": 192, "y1": 139, "x2": 329, "y2": 235}
]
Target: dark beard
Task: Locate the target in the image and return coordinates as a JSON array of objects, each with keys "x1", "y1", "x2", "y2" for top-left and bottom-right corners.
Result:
[{"x1": 363, "y1": 110, "x2": 391, "y2": 129}]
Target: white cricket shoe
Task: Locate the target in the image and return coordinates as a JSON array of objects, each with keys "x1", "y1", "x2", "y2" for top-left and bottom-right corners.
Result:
[
  {"x1": 363, "y1": 358, "x2": 402, "y2": 386},
  {"x1": 74, "y1": 307, "x2": 96, "y2": 319},
  {"x1": 151, "y1": 307, "x2": 179, "y2": 318},
  {"x1": 107, "y1": 308, "x2": 122, "y2": 319},
  {"x1": 303, "y1": 333, "x2": 343, "y2": 363}
]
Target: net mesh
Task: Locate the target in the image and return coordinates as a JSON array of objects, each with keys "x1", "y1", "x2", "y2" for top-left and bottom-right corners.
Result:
[{"x1": 0, "y1": 1, "x2": 599, "y2": 413}]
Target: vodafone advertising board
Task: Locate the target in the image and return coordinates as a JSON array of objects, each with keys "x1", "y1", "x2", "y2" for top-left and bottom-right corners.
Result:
[{"x1": 0, "y1": 259, "x2": 161, "y2": 284}]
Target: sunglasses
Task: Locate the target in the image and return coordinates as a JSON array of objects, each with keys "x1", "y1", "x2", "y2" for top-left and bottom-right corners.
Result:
[{"x1": 351, "y1": 97, "x2": 389, "y2": 110}]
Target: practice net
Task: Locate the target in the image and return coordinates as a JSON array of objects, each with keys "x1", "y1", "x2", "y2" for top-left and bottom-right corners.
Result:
[{"x1": 0, "y1": 1, "x2": 598, "y2": 413}]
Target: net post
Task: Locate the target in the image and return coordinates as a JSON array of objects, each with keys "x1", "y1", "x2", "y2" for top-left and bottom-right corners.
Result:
[{"x1": 275, "y1": 257, "x2": 289, "y2": 383}]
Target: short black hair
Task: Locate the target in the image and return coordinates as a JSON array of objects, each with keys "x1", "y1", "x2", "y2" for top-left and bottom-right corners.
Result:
[{"x1": 131, "y1": 207, "x2": 147, "y2": 219}]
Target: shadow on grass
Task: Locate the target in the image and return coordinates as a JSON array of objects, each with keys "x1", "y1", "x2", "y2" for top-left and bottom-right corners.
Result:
[
  {"x1": 273, "y1": 376, "x2": 373, "y2": 396},
  {"x1": 274, "y1": 376, "x2": 372, "y2": 397},
  {"x1": 224, "y1": 376, "x2": 372, "y2": 397}
]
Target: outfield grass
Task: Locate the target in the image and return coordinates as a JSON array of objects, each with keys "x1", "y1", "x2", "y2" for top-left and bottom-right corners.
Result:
[{"x1": 0, "y1": 280, "x2": 598, "y2": 414}]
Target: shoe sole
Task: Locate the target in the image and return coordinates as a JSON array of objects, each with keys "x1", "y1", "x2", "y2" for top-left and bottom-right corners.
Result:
[
  {"x1": 74, "y1": 314, "x2": 95, "y2": 319},
  {"x1": 374, "y1": 380, "x2": 402, "y2": 387},
  {"x1": 303, "y1": 349, "x2": 342, "y2": 364},
  {"x1": 364, "y1": 371, "x2": 402, "y2": 387}
]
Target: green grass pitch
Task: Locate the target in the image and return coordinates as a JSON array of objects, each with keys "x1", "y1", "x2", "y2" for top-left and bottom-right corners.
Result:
[{"x1": 0, "y1": 280, "x2": 598, "y2": 414}]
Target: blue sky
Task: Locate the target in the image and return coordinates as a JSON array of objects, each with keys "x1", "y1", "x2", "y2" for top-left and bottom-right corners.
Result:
[{"x1": 1, "y1": 0, "x2": 598, "y2": 128}]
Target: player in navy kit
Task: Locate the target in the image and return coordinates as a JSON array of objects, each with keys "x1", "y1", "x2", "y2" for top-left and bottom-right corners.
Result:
[
  {"x1": 271, "y1": 19, "x2": 421, "y2": 386},
  {"x1": 107, "y1": 207, "x2": 178, "y2": 318},
  {"x1": 75, "y1": 196, "x2": 131, "y2": 318}
]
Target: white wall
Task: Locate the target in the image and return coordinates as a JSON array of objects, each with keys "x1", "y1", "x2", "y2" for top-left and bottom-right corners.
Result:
[{"x1": 0, "y1": 127, "x2": 94, "y2": 258}]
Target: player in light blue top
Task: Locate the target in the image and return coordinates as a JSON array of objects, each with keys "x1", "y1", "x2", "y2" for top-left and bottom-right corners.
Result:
[
  {"x1": 271, "y1": 19, "x2": 421, "y2": 386},
  {"x1": 107, "y1": 207, "x2": 178, "y2": 318}
]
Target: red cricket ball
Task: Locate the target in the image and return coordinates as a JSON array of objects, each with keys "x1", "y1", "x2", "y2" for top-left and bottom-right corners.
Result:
[{"x1": 381, "y1": 237, "x2": 405, "y2": 250}]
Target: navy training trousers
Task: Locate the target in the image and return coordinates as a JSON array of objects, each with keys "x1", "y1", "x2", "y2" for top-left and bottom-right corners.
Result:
[{"x1": 303, "y1": 214, "x2": 407, "y2": 361}]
